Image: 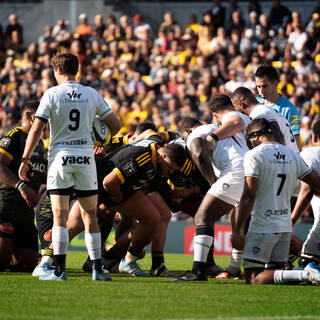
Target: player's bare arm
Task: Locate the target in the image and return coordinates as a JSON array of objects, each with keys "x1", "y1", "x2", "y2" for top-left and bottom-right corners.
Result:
[
  {"x1": 189, "y1": 137, "x2": 216, "y2": 186},
  {"x1": 232, "y1": 176, "x2": 258, "y2": 250},
  {"x1": 19, "y1": 118, "x2": 46, "y2": 182},
  {"x1": 102, "y1": 112, "x2": 121, "y2": 136},
  {"x1": 211, "y1": 116, "x2": 245, "y2": 140},
  {"x1": 102, "y1": 170, "x2": 123, "y2": 204},
  {"x1": 291, "y1": 181, "x2": 313, "y2": 226}
]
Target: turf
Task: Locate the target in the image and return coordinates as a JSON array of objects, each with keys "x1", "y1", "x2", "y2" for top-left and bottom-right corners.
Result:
[{"x1": 0, "y1": 252, "x2": 319, "y2": 320}]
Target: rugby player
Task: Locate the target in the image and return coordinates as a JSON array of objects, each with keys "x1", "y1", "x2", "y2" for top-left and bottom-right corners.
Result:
[
  {"x1": 19, "y1": 52, "x2": 121, "y2": 281},
  {"x1": 177, "y1": 117, "x2": 247, "y2": 281},
  {"x1": 292, "y1": 120, "x2": 320, "y2": 267},
  {"x1": 255, "y1": 65, "x2": 300, "y2": 146},
  {"x1": 0, "y1": 101, "x2": 46, "y2": 272},
  {"x1": 232, "y1": 118, "x2": 320, "y2": 285}
]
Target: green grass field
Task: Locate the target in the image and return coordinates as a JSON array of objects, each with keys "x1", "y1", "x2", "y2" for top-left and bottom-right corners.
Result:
[{"x1": 1, "y1": 252, "x2": 319, "y2": 320}]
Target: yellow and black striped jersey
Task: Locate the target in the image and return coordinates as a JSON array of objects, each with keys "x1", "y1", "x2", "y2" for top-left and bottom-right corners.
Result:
[
  {"x1": 108, "y1": 132, "x2": 134, "y2": 153},
  {"x1": 96, "y1": 139, "x2": 159, "y2": 204}
]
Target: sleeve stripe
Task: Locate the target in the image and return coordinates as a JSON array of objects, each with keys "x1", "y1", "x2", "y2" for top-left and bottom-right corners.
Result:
[
  {"x1": 35, "y1": 115, "x2": 48, "y2": 123},
  {"x1": 136, "y1": 152, "x2": 149, "y2": 161},
  {"x1": 137, "y1": 155, "x2": 150, "y2": 164},
  {"x1": 138, "y1": 158, "x2": 151, "y2": 167},
  {"x1": 113, "y1": 168, "x2": 125, "y2": 184},
  {"x1": 0, "y1": 148, "x2": 13, "y2": 160}
]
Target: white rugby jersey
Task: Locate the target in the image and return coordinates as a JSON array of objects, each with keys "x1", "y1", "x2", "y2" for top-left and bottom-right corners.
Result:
[
  {"x1": 186, "y1": 124, "x2": 246, "y2": 177},
  {"x1": 300, "y1": 146, "x2": 320, "y2": 228},
  {"x1": 250, "y1": 104, "x2": 299, "y2": 153},
  {"x1": 245, "y1": 142, "x2": 310, "y2": 233},
  {"x1": 221, "y1": 111, "x2": 251, "y2": 150},
  {"x1": 36, "y1": 81, "x2": 112, "y2": 153}
]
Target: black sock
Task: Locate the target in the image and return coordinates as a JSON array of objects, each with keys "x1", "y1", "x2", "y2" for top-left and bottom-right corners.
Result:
[
  {"x1": 151, "y1": 251, "x2": 164, "y2": 270},
  {"x1": 192, "y1": 261, "x2": 207, "y2": 274},
  {"x1": 128, "y1": 246, "x2": 142, "y2": 258},
  {"x1": 206, "y1": 244, "x2": 216, "y2": 267},
  {"x1": 103, "y1": 245, "x2": 126, "y2": 261},
  {"x1": 54, "y1": 254, "x2": 66, "y2": 276},
  {"x1": 98, "y1": 218, "x2": 113, "y2": 245},
  {"x1": 92, "y1": 259, "x2": 103, "y2": 272}
]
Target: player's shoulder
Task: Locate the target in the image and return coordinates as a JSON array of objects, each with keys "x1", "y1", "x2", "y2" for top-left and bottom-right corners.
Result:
[
  {"x1": 277, "y1": 96, "x2": 298, "y2": 110},
  {"x1": 300, "y1": 146, "x2": 320, "y2": 160},
  {"x1": 3, "y1": 126, "x2": 27, "y2": 138}
]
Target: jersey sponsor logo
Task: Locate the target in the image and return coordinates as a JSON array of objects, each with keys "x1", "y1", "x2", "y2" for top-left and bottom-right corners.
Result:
[
  {"x1": 290, "y1": 115, "x2": 299, "y2": 126},
  {"x1": 122, "y1": 161, "x2": 137, "y2": 176},
  {"x1": 67, "y1": 90, "x2": 82, "y2": 99},
  {"x1": 264, "y1": 209, "x2": 289, "y2": 217},
  {"x1": 61, "y1": 156, "x2": 90, "y2": 166},
  {"x1": 0, "y1": 137, "x2": 11, "y2": 148},
  {"x1": 0, "y1": 222, "x2": 14, "y2": 234},
  {"x1": 222, "y1": 183, "x2": 230, "y2": 191},
  {"x1": 29, "y1": 162, "x2": 46, "y2": 173},
  {"x1": 274, "y1": 152, "x2": 285, "y2": 160},
  {"x1": 252, "y1": 247, "x2": 260, "y2": 255}
]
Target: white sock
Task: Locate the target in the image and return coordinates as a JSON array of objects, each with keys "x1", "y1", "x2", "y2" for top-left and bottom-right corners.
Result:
[
  {"x1": 228, "y1": 249, "x2": 243, "y2": 273},
  {"x1": 194, "y1": 235, "x2": 213, "y2": 263},
  {"x1": 274, "y1": 269, "x2": 309, "y2": 284},
  {"x1": 52, "y1": 226, "x2": 69, "y2": 255},
  {"x1": 40, "y1": 255, "x2": 54, "y2": 266},
  {"x1": 124, "y1": 252, "x2": 138, "y2": 263},
  {"x1": 85, "y1": 232, "x2": 101, "y2": 261}
]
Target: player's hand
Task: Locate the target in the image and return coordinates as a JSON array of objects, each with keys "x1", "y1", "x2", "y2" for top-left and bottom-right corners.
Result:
[
  {"x1": 20, "y1": 185, "x2": 39, "y2": 207},
  {"x1": 231, "y1": 232, "x2": 245, "y2": 251},
  {"x1": 94, "y1": 146, "x2": 107, "y2": 156},
  {"x1": 18, "y1": 162, "x2": 30, "y2": 182}
]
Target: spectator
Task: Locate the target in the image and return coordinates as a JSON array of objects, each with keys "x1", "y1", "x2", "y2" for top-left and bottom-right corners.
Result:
[
  {"x1": 76, "y1": 13, "x2": 93, "y2": 43},
  {"x1": 5, "y1": 14, "x2": 23, "y2": 46},
  {"x1": 133, "y1": 14, "x2": 152, "y2": 41},
  {"x1": 269, "y1": 0, "x2": 291, "y2": 28},
  {"x1": 210, "y1": 0, "x2": 226, "y2": 30}
]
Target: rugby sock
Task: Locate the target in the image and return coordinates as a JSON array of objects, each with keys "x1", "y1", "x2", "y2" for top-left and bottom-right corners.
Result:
[
  {"x1": 151, "y1": 251, "x2": 164, "y2": 270},
  {"x1": 40, "y1": 248, "x2": 54, "y2": 266},
  {"x1": 124, "y1": 247, "x2": 141, "y2": 263},
  {"x1": 206, "y1": 244, "x2": 216, "y2": 267},
  {"x1": 228, "y1": 249, "x2": 243, "y2": 274},
  {"x1": 85, "y1": 232, "x2": 101, "y2": 261},
  {"x1": 98, "y1": 219, "x2": 113, "y2": 245},
  {"x1": 52, "y1": 226, "x2": 69, "y2": 276},
  {"x1": 102, "y1": 245, "x2": 126, "y2": 261},
  {"x1": 273, "y1": 269, "x2": 309, "y2": 284},
  {"x1": 193, "y1": 225, "x2": 214, "y2": 273}
]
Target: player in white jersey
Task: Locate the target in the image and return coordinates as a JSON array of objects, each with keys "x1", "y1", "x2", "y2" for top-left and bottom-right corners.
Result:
[
  {"x1": 292, "y1": 120, "x2": 320, "y2": 267},
  {"x1": 177, "y1": 118, "x2": 246, "y2": 281},
  {"x1": 206, "y1": 93, "x2": 251, "y2": 279},
  {"x1": 232, "y1": 118, "x2": 320, "y2": 285},
  {"x1": 231, "y1": 87, "x2": 299, "y2": 154},
  {"x1": 19, "y1": 53, "x2": 121, "y2": 281}
]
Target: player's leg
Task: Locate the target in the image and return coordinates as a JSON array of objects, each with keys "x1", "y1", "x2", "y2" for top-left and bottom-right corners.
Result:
[
  {"x1": 113, "y1": 191, "x2": 160, "y2": 276},
  {"x1": 10, "y1": 222, "x2": 38, "y2": 272},
  {"x1": 41, "y1": 193, "x2": 70, "y2": 280},
  {"x1": 147, "y1": 191, "x2": 177, "y2": 277},
  {"x1": 78, "y1": 194, "x2": 111, "y2": 281},
  {"x1": 0, "y1": 236, "x2": 14, "y2": 271}
]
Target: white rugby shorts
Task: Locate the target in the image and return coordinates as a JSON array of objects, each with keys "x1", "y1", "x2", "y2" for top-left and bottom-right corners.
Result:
[
  {"x1": 243, "y1": 231, "x2": 291, "y2": 269},
  {"x1": 207, "y1": 173, "x2": 244, "y2": 206},
  {"x1": 47, "y1": 148, "x2": 97, "y2": 191}
]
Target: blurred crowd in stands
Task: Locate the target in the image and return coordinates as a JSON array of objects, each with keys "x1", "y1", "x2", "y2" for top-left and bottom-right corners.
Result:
[{"x1": 0, "y1": 0, "x2": 320, "y2": 148}]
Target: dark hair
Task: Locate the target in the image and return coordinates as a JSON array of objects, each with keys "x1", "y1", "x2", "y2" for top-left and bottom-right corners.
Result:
[
  {"x1": 135, "y1": 122, "x2": 157, "y2": 135},
  {"x1": 163, "y1": 144, "x2": 187, "y2": 168},
  {"x1": 246, "y1": 118, "x2": 274, "y2": 139},
  {"x1": 51, "y1": 53, "x2": 79, "y2": 75},
  {"x1": 255, "y1": 65, "x2": 279, "y2": 82},
  {"x1": 208, "y1": 93, "x2": 234, "y2": 113},
  {"x1": 231, "y1": 86, "x2": 255, "y2": 102},
  {"x1": 179, "y1": 117, "x2": 201, "y2": 134},
  {"x1": 312, "y1": 120, "x2": 320, "y2": 139},
  {"x1": 21, "y1": 101, "x2": 39, "y2": 117}
]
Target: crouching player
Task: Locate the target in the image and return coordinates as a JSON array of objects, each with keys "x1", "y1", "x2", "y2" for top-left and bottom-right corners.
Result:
[{"x1": 232, "y1": 118, "x2": 320, "y2": 285}]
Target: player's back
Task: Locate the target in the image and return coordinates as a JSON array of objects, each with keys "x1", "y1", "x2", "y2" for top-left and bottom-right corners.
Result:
[
  {"x1": 37, "y1": 82, "x2": 111, "y2": 152},
  {"x1": 250, "y1": 104, "x2": 299, "y2": 153},
  {"x1": 245, "y1": 142, "x2": 309, "y2": 233},
  {"x1": 221, "y1": 110, "x2": 251, "y2": 150},
  {"x1": 186, "y1": 124, "x2": 246, "y2": 176}
]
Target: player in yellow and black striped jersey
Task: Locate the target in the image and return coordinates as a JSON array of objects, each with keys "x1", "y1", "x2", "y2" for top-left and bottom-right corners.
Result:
[
  {"x1": 93, "y1": 141, "x2": 187, "y2": 276},
  {"x1": 0, "y1": 101, "x2": 47, "y2": 272}
]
